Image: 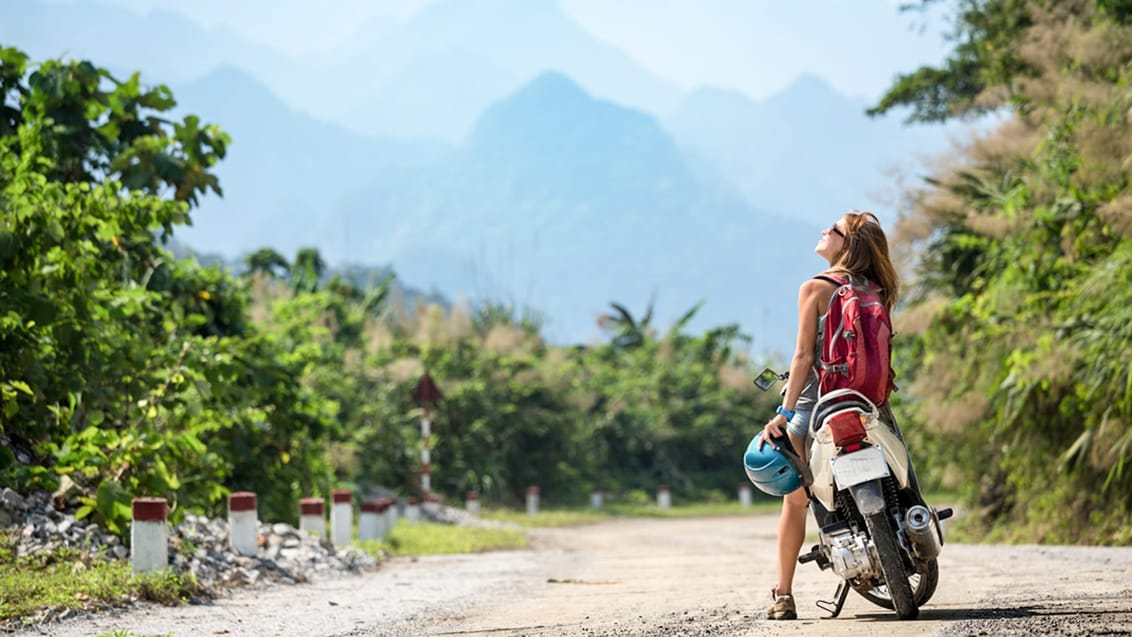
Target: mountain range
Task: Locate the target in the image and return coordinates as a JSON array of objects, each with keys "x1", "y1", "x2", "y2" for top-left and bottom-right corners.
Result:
[{"x1": 1, "y1": 0, "x2": 951, "y2": 351}]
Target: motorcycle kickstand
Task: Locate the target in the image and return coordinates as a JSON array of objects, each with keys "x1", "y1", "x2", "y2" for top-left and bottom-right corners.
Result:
[{"x1": 814, "y1": 581, "x2": 851, "y2": 619}]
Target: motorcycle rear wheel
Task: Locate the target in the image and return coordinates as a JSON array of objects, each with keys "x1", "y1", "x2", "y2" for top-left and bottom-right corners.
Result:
[
  {"x1": 854, "y1": 557, "x2": 939, "y2": 609},
  {"x1": 864, "y1": 511, "x2": 918, "y2": 619}
]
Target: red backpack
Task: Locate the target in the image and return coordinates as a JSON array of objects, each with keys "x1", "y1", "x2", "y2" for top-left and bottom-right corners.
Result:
[{"x1": 815, "y1": 274, "x2": 895, "y2": 406}]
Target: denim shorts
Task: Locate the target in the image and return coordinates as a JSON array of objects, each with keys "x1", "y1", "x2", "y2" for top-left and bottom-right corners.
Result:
[{"x1": 786, "y1": 409, "x2": 814, "y2": 440}]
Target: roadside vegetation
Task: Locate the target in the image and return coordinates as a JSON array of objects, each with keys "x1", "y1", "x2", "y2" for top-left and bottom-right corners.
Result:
[
  {"x1": 360, "y1": 522, "x2": 528, "y2": 557},
  {"x1": 0, "y1": 18, "x2": 1127, "y2": 637},
  {"x1": 481, "y1": 500, "x2": 782, "y2": 529},
  {"x1": 0, "y1": 530, "x2": 203, "y2": 625},
  {"x1": 357, "y1": 500, "x2": 782, "y2": 556},
  {"x1": 871, "y1": 0, "x2": 1132, "y2": 544}
]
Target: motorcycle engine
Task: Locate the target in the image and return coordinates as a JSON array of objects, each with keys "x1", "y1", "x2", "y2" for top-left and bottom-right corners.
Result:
[{"x1": 821, "y1": 525, "x2": 874, "y2": 580}]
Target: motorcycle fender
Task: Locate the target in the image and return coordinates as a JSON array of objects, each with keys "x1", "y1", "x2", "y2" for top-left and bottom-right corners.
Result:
[
  {"x1": 863, "y1": 419, "x2": 911, "y2": 490},
  {"x1": 848, "y1": 480, "x2": 886, "y2": 516}
]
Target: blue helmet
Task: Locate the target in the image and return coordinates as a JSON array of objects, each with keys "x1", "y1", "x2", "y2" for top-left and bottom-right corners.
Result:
[{"x1": 744, "y1": 435, "x2": 805, "y2": 496}]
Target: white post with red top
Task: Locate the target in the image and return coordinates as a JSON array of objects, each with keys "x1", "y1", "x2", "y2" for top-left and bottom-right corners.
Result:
[
  {"x1": 466, "y1": 490, "x2": 480, "y2": 516},
  {"x1": 131, "y1": 497, "x2": 168, "y2": 573},
  {"x1": 384, "y1": 497, "x2": 398, "y2": 535},
  {"x1": 738, "y1": 483, "x2": 753, "y2": 508},
  {"x1": 375, "y1": 500, "x2": 390, "y2": 539},
  {"x1": 657, "y1": 484, "x2": 672, "y2": 509},
  {"x1": 526, "y1": 486, "x2": 540, "y2": 516},
  {"x1": 358, "y1": 501, "x2": 380, "y2": 541},
  {"x1": 331, "y1": 489, "x2": 353, "y2": 545},
  {"x1": 299, "y1": 497, "x2": 325, "y2": 539},
  {"x1": 228, "y1": 491, "x2": 258, "y2": 556},
  {"x1": 590, "y1": 488, "x2": 603, "y2": 509}
]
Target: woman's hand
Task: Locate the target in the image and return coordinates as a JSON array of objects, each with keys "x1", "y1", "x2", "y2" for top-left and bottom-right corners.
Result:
[{"x1": 758, "y1": 413, "x2": 789, "y2": 449}]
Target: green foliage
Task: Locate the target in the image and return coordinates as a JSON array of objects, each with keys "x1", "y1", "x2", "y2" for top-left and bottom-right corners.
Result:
[
  {"x1": 869, "y1": 0, "x2": 1037, "y2": 122},
  {"x1": 885, "y1": 0, "x2": 1132, "y2": 543},
  {"x1": 0, "y1": 531, "x2": 202, "y2": 624},
  {"x1": 480, "y1": 500, "x2": 778, "y2": 528},
  {"x1": 0, "y1": 46, "x2": 228, "y2": 209},
  {"x1": 0, "y1": 49, "x2": 335, "y2": 528},
  {"x1": 360, "y1": 521, "x2": 528, "y2": 556},
  {"x1": 0, "y1": 46, "x2": 780, "y2": 547}
]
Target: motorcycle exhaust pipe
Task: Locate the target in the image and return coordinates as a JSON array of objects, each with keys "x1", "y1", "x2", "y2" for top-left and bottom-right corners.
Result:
[{"x1": 904, "y1": 505, "x2": 942, "y2": 560}]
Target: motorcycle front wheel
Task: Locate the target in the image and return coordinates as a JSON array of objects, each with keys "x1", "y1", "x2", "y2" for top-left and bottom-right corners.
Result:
[
  {"x1": 854, "y1": 557, "x2": 939, "y2": 610},
  {"x1": 863, "y1": 511, "x2": 919, "y2": 619}
]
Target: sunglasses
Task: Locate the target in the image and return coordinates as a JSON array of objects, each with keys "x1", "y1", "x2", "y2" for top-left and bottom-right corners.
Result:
[{"x1": 829, "y1": 223, "x2": 845, "y2": 239}]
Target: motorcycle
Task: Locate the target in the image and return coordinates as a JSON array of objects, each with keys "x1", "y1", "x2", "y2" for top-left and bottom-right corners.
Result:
[{"x1": 746, "y1": 369, "x2": 952, "y2": 620}]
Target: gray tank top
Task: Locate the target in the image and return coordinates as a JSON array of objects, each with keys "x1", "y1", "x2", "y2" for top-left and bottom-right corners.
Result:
[{"x1": 794, "y1": 312, "x2": 826, "y2": 412}]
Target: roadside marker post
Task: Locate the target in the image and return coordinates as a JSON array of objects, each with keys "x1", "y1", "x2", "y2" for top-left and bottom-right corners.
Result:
[
  {"x1": 376, "y1": 500, "x2": 390, "y2": 539},
  {"x1": 738, "y1": 483, "x2": 753, "y2": 508},
  {"x1": 331, "y1": 489, "x2": 353, "y2": 545},
  {"x1": 299, "y1": 497, "x2": 325, "y2": 539},
  {"x1": 526, "y1": 486, "x2": 540, "y2": 516},
  {"x1": 358, "y1": 501, "x2": 380, "y2": 541},
  {"x1": 657, "y1": 485, "x2": 672, "y2": 510},
  {"x1": 228, "y1": 491, "x2": 258, "y2": 556},
  {"x1": 383, "y1": 497, "x2": 398, "y2": 535},
  {"x1": 131, "y1": 497, "x2": 168, "y2": 573},
  {"x1": 590, "y1": 488, "x2": 603, "y2": 509},
  {"x1": 406, "y1": 496, "x2": 421, "y2": 522},
  {"x1": 466, "y1": 490, "x2": 480, "y2": 516},
  {"x1": 412, "y1": 374, "x2": 443, "y2": 500}
]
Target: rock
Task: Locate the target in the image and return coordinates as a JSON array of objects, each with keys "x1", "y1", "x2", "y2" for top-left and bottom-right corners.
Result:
[
  {"x1": 1, "y1": 487, "x2": 27, "y2": 511},
  {"x1": 0, "y1": 488, "x2": 424, "y2": 608},
  {"x1": 51, "y1": 475, "x2": 83, "y2": 508}
]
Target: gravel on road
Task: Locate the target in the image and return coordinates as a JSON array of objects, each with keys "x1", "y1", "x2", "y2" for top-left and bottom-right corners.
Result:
[{"x1": 6, "y1": 514, "x2": 1132, "y2": 637}]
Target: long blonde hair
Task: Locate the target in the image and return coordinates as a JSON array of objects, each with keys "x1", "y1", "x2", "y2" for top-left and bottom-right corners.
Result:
[{"x1": 828, "y1": 211, "x2": 899, "y2": 313}]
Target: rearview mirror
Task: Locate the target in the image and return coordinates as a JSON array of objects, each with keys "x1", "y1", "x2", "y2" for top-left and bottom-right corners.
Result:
[{"x1": 753, "y1": 368, "x2": 783, "y2": 391}]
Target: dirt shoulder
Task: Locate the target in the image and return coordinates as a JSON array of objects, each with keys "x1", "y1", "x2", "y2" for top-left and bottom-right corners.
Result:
[{"x1": 7, "y1": 514, "x2": 1132, "y2": 637}]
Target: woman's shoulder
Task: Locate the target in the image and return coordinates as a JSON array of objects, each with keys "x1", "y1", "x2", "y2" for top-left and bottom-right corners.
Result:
[
  {"x1": 804, "y1": 272, "x2": 844, "y2": 290},
  {"x1": 798, "y1": 273, "x2": 842, "y2": 309}
]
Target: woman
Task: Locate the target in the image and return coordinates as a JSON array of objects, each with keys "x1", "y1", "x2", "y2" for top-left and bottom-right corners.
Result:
[{"x1": 757, "y1": 210, "x2": 899, "y2": 620}]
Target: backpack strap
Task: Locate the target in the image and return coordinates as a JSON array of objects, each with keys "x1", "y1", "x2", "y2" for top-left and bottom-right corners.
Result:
[{"x1": 813, "y1": 274, "x2": 847, "y2": 287}]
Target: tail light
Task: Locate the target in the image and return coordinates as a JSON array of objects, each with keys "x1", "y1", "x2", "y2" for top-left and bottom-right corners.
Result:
[{"x1": 828, "y1": 410, "x2": 867, "y2": 447}]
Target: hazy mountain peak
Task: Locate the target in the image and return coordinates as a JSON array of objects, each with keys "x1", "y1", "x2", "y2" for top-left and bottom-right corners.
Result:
[
  {"x1": 772, "y1": 72, "x2": 851, "y2": 106},
  {"x1": 468, "y1": 70, "x2": 657, "y2": 154},
  {"x1": 180, "y1": 65, "x2": 289, "y2": 116},
  {"x1": 506, "y1": 70, "x2": 591, "y2": 105}
]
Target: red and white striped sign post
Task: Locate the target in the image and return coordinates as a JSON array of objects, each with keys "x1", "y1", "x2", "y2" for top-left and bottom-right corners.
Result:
[
  {"x1": 299, "y1": 497, "x2": 325, "y2": 539},
  {"x1": 657, "y1": 484, "x2": 672, "y2": 509},
  {"x1": 358, "y1": 501, "x2": 380, "y2": 541},
  {"x1": 412, "y1": 374, "x2": 443, "y2": 500},
  {"x1": 131, "y1": 497, "x2": 168, "y2": 573},
  {"x1": 228, "y1": 491, "x2": 258, "y2": 556},
  {"x1": 331, "y1": 489, "x2": 353, "y2": 545}
]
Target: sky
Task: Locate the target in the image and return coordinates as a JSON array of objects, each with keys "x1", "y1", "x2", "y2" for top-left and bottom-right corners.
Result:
[{"x1": 95, "y1": 0, "x2": 954, "y2": 103}]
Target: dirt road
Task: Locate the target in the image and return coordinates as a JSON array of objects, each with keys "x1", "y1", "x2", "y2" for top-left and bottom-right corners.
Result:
[{"x1": 11, "y1": 513, "x2": 1132, "y2": 637}]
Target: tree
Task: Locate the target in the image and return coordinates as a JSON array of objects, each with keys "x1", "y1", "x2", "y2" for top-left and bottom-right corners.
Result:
[
  {"x1": 244, "y1": 248, "x2": 291, "y2": 279},
  {"x1": 874, "y1": 0, "x2": 1132, "y2": 542},
  {"x1": 291, "y1": 247, "x2": 326, "y2": 294},
  {"x1": 868, "y1": 0, "x2": 1036, "y2": 122},
  {"x1": 0, "y1": 47, "x2": 229, "y2": 218}
]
